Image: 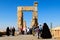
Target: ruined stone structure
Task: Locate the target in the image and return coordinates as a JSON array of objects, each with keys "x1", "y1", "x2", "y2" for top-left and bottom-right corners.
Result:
[
  {"x1": 17, "y1": 2, "x2": 38, "y2": 31},
  {"x1": 23, "y1": 20, "x2": 26, "y2": 31}
]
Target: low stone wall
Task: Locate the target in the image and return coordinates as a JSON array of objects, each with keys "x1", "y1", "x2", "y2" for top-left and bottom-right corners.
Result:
[{"x1": 51, "y1": 30, "x2": 60, "y2": 38}]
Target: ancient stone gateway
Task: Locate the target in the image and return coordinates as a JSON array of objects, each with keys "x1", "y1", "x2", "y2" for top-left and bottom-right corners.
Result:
[{"x1": 17, "y1": 2, "x2": 38, "y2": 31}]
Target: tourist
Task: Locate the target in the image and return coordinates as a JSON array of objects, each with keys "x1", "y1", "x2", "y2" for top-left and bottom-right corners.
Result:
[
  {"x1": 41, "y1": 23, "x2": 52, "y2": 38},
  {"x1": 22, "y1": 30, "x2": 24, "y2": 34},
  {"x1": 19, "y1": 28, "x2": 22, "y2": 34},
  {"x1": 38, "y1": 27, "x2": 40, "y2": 39},
  {"x1": 39, "y1": 24, "x2": 43, "y2": 37},
  {"x1": 24, "y1": 28, "x2": 27, "y2": 35},
  {"x1": 6, "y1": 27, "x2": 10, "y2": 36},
  {"x1": 10, "y1": 27, "x2": 12, "y2": 35},
  {"x1": 12, "y1": 27, "x2": 15, "y2": 36},
  {"x1": 32, "y1": 26, "x2": 35, "y2": 36},
  {"x1": 35, "y1": 26, "x2": 40, "y2": 39},
  {"x1": 29, "y1": 28, "x2": 32, "y2": 34},
  {"x1": 27, "y1": 27, "x2": 29, "y2": 34}
]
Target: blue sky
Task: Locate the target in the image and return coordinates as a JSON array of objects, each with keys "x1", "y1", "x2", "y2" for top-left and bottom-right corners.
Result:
[{"x1": 0, "y1": 0, "x2": 60, "y2": 30}]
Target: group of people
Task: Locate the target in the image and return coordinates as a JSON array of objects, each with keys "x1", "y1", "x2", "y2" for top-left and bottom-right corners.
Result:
[
  {"x1": 6, "y1": 27, "x2": 15, "y2": 36},
  {"x1": 19, "y1": 28, "x2": 27, "y2": 35},
  {"x1": 5, "y1": 23, "x2": 52, "y2": 39},
  {"x1": 32, "y1": 26, "x2": 41, "y2": 39},
  {"x1": 32, "y1": 23, "x2": 52, "y2": 39}
]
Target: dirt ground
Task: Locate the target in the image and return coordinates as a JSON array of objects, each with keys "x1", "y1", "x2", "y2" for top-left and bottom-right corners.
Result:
[{"x1": 0, "y1": 35, "x2": 60, "y2": 40}]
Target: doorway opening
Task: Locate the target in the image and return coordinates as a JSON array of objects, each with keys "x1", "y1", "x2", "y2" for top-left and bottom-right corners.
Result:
[{"x1": 23, "y1": 11, "x2": 32, "y2": 28}]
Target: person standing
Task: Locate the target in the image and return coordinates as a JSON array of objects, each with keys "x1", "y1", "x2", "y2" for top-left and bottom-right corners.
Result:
[
  {"x1": 10, "y1": 27, "x2": 12, "y2": 35},
  {"x1": 27, "y1": 27, "x2": 29, "y2": 34},
  {"x1": 32, "y1": 27, "x2": 35, "y2": 36},
  {"x1": 12, "y1": 27, "x2": 15, "y2": 36},
  {"x1": 6, "y1": 27, "x2": 10, "y2": 36},
  {"x1": 37, "y1": 27, "x2": 40, "y2": 39},
  {"x1": 35, "y1": 26, "x2": 40, "y2": 39},
  {"x1": 41, "y1": 23, "x2": 52, "y2": 38}
]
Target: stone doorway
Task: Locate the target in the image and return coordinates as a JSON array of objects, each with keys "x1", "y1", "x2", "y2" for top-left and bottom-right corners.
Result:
[{"x1": 17, "y1": 2, "x2": 38, "y2": 31}]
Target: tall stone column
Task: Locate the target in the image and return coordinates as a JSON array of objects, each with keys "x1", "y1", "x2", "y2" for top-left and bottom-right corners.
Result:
[
  {"x1": 17, "y1": 7, "x2": 23, "y2": 30},
  {"x1": 23, "y1": 20, "x2": 26, "y2": 31},
  {"x1": 32, "y1": 2, "x2": 38, "y2": 28}
]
